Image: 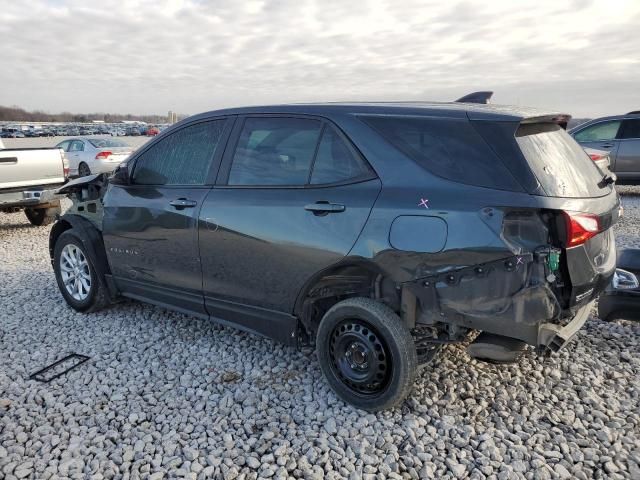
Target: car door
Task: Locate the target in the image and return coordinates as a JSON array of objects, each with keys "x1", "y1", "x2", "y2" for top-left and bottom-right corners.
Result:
[
  {"x1": 67, "y1": 140, "x2": 85, "y2": 175},
  {"x1": 198, "y1": 115, "x2": 382, "y2": 339},
  {"x1": 614, "y1": 119, "x2": 640, "y2": 180},
  {"x1": 572, "y1": 120, "x2": 622, "y2": 168},
  {"x1": 102, "y1": 118, "x2": 232, "y2": 317}
]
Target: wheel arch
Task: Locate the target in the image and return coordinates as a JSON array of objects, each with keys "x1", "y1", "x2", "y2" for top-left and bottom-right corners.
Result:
[
  {"x1": 50, "y1": 214, "x2": 117, "y2": 300},
  {"x1": 293, "y1": 258, "x2": 400, "y2": 341}
]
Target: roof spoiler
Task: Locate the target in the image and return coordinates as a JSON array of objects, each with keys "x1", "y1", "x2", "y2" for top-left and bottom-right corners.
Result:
[{"x1": 455, "y1": 91, "x2": 493, "y2": 104}]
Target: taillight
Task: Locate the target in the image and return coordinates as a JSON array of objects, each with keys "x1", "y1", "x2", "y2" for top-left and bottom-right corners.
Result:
[
  {"x1": 588, "y1": 152, "x2": 605, "y2": 161},
  {"x1": 95, "y1": 151, "x2": 112, "y2": 160},
  {"x1": 563, "y1": 211, "x2": 601, "y2": 247}
]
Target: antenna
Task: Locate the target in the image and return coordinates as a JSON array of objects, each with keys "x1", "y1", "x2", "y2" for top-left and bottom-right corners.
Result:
[{"x1": 455, "y1": 91, "x2": 494, "y2": 104}]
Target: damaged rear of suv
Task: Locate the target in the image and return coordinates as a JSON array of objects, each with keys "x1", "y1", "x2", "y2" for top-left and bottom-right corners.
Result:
[{"x1": 49, "y1": 101, "x2": 619, "y2": 411}]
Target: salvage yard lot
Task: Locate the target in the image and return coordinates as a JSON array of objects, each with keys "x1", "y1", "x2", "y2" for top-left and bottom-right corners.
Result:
[{"x1": 1, "y1": 192, "x2": 639, "y2": 479}]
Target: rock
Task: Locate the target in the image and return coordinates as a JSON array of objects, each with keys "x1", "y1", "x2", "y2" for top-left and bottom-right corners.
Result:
[{"x1": 325, "y1": 417, "x2": 337, "y2": 435}]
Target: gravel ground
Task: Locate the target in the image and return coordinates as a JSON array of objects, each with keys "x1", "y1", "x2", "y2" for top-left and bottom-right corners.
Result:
[{"x1": 1, "y1": 192, "x2": 639, "y2": 480}]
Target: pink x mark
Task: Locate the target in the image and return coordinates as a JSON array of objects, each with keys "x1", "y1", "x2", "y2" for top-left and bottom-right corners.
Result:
[{"x1": 418, "y1": 198, "x2": 429, "y2": 209}]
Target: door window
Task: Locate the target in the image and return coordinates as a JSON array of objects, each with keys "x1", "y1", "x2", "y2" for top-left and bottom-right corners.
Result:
[
  {"x1": 573, "y1": 121, "x2": 621, "y2": 142},
  {"x1": 132, "y1": 120, "x2": 226, "y2": 185},
  {"x1": 310, "y1": 127, "x2": 371, "y2": 184},
  {"x1": 69, "y1": 140, "x2": 84, "y2": 152},
  {"x1": 228, "y1": 118, "x2": 322, "y2": 185},
  {"x1": 56, "y1": 140, "x2": 71, "y2": 152},
  {"x1": 619, "y1": 119, "x2": 640, "y2": 140}
]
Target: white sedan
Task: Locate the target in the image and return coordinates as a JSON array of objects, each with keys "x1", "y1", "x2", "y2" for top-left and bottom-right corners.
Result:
[{"x1": 56, "y1": 137, "x2": 132, "y2": 177}]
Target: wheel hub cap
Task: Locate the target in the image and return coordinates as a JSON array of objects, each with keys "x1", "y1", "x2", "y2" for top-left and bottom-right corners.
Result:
[{"x1": 59, "y1": 244, "x2": 91, "y2": 301}]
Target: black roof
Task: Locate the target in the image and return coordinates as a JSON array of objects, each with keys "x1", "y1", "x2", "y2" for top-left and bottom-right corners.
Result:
[{"x1": 187, "y1": 102, "x2": 569, "y2": 124}]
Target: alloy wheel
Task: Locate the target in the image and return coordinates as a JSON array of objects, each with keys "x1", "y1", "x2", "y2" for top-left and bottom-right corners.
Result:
[{"x1": 59, "y1": 244, "x2": 92, "y2": 301}]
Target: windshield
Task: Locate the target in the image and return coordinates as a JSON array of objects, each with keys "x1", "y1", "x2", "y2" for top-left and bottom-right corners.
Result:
[
  {"x1": 516, "y1": 123, "x2": 609, "y2": 198},
  {"x1": 88, "y1": 138, "x2": 130, "y2": 149}
]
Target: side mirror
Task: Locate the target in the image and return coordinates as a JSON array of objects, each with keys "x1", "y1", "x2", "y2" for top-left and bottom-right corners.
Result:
[{"x1": 110, "y1": 162, "x2": 130, "y2": 185}]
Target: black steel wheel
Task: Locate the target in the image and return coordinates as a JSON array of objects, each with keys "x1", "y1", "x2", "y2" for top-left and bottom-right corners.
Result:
[
  {"x1": 329, "y1": 320, "x2": 391, "y2": 395},
  {"x1": 317, "y1": 297, "x2": 417, "y2": 411}
]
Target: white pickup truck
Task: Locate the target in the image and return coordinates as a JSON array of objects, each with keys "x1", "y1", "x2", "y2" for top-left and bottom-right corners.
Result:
[{"x1": 0, "y1": 138, "x2": 69, "y2": 225}]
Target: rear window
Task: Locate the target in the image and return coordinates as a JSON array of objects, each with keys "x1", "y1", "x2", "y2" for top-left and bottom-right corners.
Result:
[
  {"x1": 361, "y1": 115, "x2": 522, "y2": 191},
  {"x1": 88, "y1": 138, "x2": 129, "y2": 148},
  {"x1": 516, "y1": 123, "x2": 609, "y2": 198}
]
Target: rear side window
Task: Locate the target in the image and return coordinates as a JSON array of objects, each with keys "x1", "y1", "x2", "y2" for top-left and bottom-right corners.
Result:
[
  {"x1": 516, "y1": 123, "x2": 607, "y2": 198},
  {"x1": 361, "y1": 115, "x2": 522, "y2": 191},
  {"x1": 132, "y1": 120, "x2": 225, "y2": 185},
  {"x1": 228, "y1": 118, "x2": 322, "y2": 186},
  {"x1": 619, "y1": 119, "x2": 640, "y2": 140},
  {"x1": 310, "y1": 127, "x2": 371, "y2": 184},
  {"x1": 573, "y1": 121, "x2": 621, "y2": 142}
]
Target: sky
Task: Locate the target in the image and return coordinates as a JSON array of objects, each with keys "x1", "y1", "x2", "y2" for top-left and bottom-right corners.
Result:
[{"x1": 1, "y1": 0, "x2": 639, "y2": 118}]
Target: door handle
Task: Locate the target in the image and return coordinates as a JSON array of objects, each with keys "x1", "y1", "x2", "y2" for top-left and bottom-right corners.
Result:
[
  {"x1": 0, "y1": 157, "x2": 18, "y2": 164},
  {"x1": 304, "y1": 202, "x2": 345, "y2": 215},
  {"x1": 600, "y1": 143, "x2": 614, "y2": 149},
  {"x1": 169, "y1": 198, "x2": 197, "y2": 209}
]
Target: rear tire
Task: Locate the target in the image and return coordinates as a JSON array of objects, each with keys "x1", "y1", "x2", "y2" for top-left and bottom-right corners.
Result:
[
  {"x1": 53, "y1": 229, "x2": 109, "y2": 313},
  {"x1": 316, "y1": 297, "x2": 417, "y2": 411},
  {"x1": 78, "y1": 162, "x2": 91, "y2": 177},
  {"x1": 25, "y1": 202, "x2": 61, "y2": 226}
]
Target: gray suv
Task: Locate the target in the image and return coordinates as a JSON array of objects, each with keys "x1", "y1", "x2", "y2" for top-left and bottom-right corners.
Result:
[
  {"x1": 570, "y1": 112, "x2": 640, "y2": 183},
  {"x1": 50, "y1": 102, "x2": 619, "y2": 410}
]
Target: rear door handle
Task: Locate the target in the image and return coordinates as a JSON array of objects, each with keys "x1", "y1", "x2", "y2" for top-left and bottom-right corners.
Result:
[
  {"x1": 304, "y1": 202, "x2": 345, "y2": 215},
  {"x1": 600, "y1": 143, "x2": 614, "y2": 149},
  {"x1": 169, "y1": 198, "x2": 197, "y2": 209}
]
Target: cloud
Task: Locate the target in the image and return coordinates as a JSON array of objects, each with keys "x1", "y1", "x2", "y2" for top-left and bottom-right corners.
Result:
[{"x1": 0, "y1": 0, "x2": 638, "y2": 117}]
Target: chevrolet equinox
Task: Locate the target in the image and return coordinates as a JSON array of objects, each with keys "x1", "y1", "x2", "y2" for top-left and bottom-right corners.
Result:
[{"x1": 50, "y1": 102, "x2": 619, "y2": 410}]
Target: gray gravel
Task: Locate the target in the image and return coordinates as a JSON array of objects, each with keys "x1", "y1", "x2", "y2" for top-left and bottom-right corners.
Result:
[{"x1": 1, "y1": 193, "x2": 639, "y2": 480}]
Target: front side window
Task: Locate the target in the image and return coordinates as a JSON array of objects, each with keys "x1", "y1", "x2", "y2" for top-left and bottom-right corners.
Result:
[
  {"x1": 573, "y1": 121, "x2": 621, "y2": 142},
  {"x1": 228, "y1": 118, "x2": 322, "y2": 186},
  {"x1": 56, "y1": 140, "x2": 71, "y2": 152},
  {"x1": 619, "y1": 119, "x2": 640, "y2": 140},
  {"x1": 132, "y1": 120, "x2": 226, "y2": 185}
]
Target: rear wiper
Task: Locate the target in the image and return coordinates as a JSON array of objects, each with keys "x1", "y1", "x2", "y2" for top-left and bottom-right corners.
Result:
[{"x1": 598, "y1": 172, "x2": 617, "y2": 188}]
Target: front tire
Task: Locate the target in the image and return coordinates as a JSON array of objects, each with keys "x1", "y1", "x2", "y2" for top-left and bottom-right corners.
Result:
[
  {"x1": 53, "y1": 229, "x2": 109, "y2": 312},
  {"x1": 316, "y1": 297, "x2": 417, "y2": 411}
]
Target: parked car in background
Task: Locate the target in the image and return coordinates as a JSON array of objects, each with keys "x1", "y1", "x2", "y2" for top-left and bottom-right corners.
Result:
[
  {"x1": 50, "y1": 101, "x2": 619, "y2": 410},
  {"x1": 584, "y1": 147, "x2": 611, "y2": 173},
  {"x1": 55, "y1": 137, "x2": 132, "y2": 177},
  {"x1": 570, "y1": 112, "x2": 640, "y2": 183},
  {"x1": 109, "y1": 128, "x2": 126, "y2": 136},
  {"x1": 0, "y1": 137, "x2": 68, "y2": 225},
  {"x1": 145, "y1": 127, "x2": 159, "y2": 136},
  {"x1": 1, "y1": 130, "x2": 25, "y2": 138},
  {"x1": 126, "y1": 127, "x2": 141, "y2": 136}
]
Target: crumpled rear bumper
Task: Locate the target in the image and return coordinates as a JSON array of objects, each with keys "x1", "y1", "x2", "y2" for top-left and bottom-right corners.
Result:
[{"x1": 537, "y1": 301, "x2": 593, "y2": 352}]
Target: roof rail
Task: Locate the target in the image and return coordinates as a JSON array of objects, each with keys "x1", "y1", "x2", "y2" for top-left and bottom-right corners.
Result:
[
  {"x1": 627, "y1": 110, "x2": 640, "y2": 115},
  {"x1": 455, "y1": 91, "x2": 493, "y2": 104}
]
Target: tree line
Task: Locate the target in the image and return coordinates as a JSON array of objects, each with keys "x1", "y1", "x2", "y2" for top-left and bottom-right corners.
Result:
[{"x1": 0, "y1": 105, "x2": 169, "y2": 124}]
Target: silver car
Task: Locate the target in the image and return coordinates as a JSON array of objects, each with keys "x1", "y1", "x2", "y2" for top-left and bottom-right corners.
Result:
[
  {"x1": 55, "y1": 137, "x2": 132, "y2": 177},
  {"x1": 570, "y1": 112, "x2": 640, "y2": 183}
]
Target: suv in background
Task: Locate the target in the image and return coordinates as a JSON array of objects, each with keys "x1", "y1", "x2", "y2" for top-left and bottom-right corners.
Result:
[
  {"x1": 50, "y1": 102, "x2": 619, "y2": 410},
  {"x1": 570, "y1": 112, "x2": 640, "y2": 183}
]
